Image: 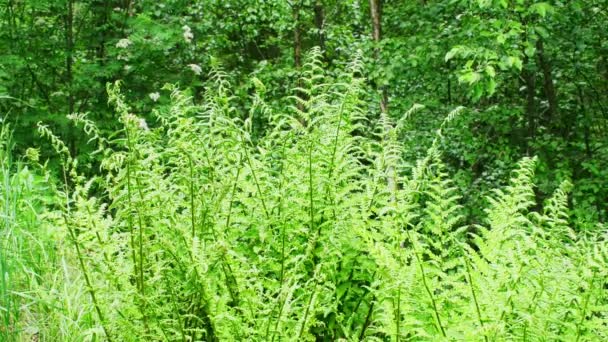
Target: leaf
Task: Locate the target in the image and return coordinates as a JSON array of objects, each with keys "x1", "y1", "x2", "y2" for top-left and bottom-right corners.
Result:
[
  {"x1": 496, "y1": 34, "x2": 507, "y2": 45},
  {"x1": 534, "y1": 26, "x2": 550, "y2": 39},
  {"x1": 512, "y1": 57, "x2": 523, "y2": 70},
  {"x1": 524, "y1": 42, "x2": 536, "y2": 58},
  {"x1": 445, "y1": 46, "x2": 461, "y2": 62},
  {"x1": 529, "y1": 2, "x2": 553, "y2": 18},
  {"x1": 472, "y1": 83, "x2": 484, "y2": 101},
  {"x1": 485, "y1": 65, "x2": 496, "y2": 78},
  {"x1": 486, "y1": 78, "x2": 497, "y2": 95},
  {"x1": 477, "y1": 0, "x2": 492, "y2": 8},
  {"x1": 503, "y1": 56, "x2": 523, "y2": 71},
  {"x1": 460, "y1": 71, "x2": 481, "y2": 85}
]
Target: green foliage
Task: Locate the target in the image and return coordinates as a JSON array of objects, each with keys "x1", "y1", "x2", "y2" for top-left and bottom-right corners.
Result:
[
  {"x1": 1, "y1": 0, "x2": 607, "y2": 339},
  {"x1": 2, "y1": 56, "x2": 606, "y2": 340},
  {"x1": 2, "y1": 0, "x2": 607, "y2": 224}
]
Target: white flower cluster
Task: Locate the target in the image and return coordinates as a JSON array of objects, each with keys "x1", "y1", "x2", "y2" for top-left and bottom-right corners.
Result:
[
  {"x1": 123, "y1": 113, "x2": 149, "y2": 131},
  {"x1": 183, "y1": 25, "x2": 193, "y2": 43},
  {"x1": 138, "y1": 118, "x2": 149, "y2": 131},
  {"x1": 116, "y1": 38, "x2": 132, "y2": 49},
  {"x1": 149, "y1": 92, "x2": 160, "y2": 102},
  {"x1": 188, "y1": 64, "x2": 202, "y2": 75}
]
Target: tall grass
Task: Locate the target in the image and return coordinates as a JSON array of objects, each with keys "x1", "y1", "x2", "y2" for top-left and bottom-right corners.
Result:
[
  {"x1": 0, "y1": 124, "x2": 15, "y2": 340},
  {"x1": 2, "y1": 51, "x2": 607, "y2": 341}
]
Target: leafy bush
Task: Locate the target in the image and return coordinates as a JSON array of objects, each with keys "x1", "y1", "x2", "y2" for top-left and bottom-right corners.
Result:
[{"x1": 2, "y1": 53, "x2": 607, "y2": 341}]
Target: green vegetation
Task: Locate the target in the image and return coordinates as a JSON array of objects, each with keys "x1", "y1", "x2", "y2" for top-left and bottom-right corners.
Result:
[{"x1": 1, "y1": 0, "x2": 607, "y2": 341}]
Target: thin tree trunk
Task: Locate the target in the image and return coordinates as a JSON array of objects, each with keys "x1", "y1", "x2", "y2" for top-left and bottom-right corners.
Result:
[
  {"x1": 577, "y1": 86, "x2": 591, "y2": 157},
  {"x1": 6, "y1": 0, "x2": 15, "y2": 49},
  {"x1": 369, "y1": 0, "x2": 388, "y2": 114},
  {"x1": 314, "y1": 0, "x2": 325, "y2": 52},
  {"x1": 293, "y1": 4, "x2": 302, "y2": 70},
  {"x1": 66, "y1": 0, "x2": 76, "y2": 156},
  {"x1": 522, "y1": 55, "x2": 537, "y2": 153},
  {"x1": 66, "y1": 0, "x2": 74, "y2": 115},
  {"x1": 536, "y1": 39, "x2": 558, "y2": 128},
  {"x1": 369, "y1": 0, "x2": 381, "y2": 54}
]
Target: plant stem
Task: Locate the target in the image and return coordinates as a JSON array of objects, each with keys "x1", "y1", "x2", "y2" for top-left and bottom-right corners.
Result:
[{"x1": 407, "y1": 230, "x2": 446, "y2": 337}]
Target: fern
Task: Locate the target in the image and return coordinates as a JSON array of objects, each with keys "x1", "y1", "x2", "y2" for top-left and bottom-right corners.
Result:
[{"x1": 2, "y1": 50, "x2": 605, "y2": 341}]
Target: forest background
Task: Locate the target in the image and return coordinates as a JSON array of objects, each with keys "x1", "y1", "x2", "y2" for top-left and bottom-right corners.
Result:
[{"x1": 2, "y1": 0, "x2": 607, "y2": 224}]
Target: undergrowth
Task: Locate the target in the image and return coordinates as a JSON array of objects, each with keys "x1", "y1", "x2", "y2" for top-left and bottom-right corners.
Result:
[{"x1": 1, "y1": 50, "x2": 607, "y2": 341}]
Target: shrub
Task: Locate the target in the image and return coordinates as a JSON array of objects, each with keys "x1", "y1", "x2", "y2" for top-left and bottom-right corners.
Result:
[{"x1": 3, "y1": 52, "x2": 606, "y2": 341}]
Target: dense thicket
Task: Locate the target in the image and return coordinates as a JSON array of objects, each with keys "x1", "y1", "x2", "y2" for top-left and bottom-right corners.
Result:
[
  {"x1": 1, "y1": 0, "x2": 607, "y2": 223},
  {"x1": 1, "y1": 56, "x2": 606, "y2": 340},
  {"x1": 0, "y1": 0, "x2": 607, "y2": 340}
]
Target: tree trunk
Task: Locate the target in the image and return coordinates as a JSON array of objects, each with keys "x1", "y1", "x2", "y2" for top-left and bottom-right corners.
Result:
[
  {"x1": 522, "y1": 55, "x2": 537, "y2": 153},
  {"x1": 369, "y1": 0, "x2": 388, "y2": 114},
  {"x1": 66, "y1": 0, "x2": 74, "y2": 115},
  {"x1": 577, "y1": 86, "x2": 591, "y2": 157},
  {"x1": 66, "y1": 0, "x2": 76, "y2": 156},
  {"x1": 369, "y1": 0, "x2": 381, "y2": 50},
  {"x1": 536, "y1": 39, "x2": 558, "y2": 129},
  {"x1": 293, "y1": 4, "x2": 302, "y2": 70},
  {"x1": 314, "y1": 0, "x2": 325, "y2": 52},
  {"x1": 369, "y1": 0, "x2": 394, "y2": 199}
]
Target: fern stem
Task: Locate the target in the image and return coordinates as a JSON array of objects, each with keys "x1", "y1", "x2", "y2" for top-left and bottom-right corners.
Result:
[
  {"x1": 297, "y1": 277, "x2": 318, "y2": 340},
  {"x1": 396, "y1": 287, "x2": 401, "y2": 341},
  {"x1": 265, "y1": 134, "x2": 291, "y2": 340},
  {"x1": 327, "y1": 84, "x2": 352, "y2": 179},
  {"x1": 296, "y1": 139, "x2": 318, "y2": 340},
  {"x1": 407, "y1": 230, "x2": 446, "y2": 337},
  {"x1": 359, "y1": 295, "x2": 376, "y2": 340},
  {"x1": 186, "y1": 151, "x2": 196, "y2": 239},
  {"x1": 308, "y1": 139, "x2": 315, "y2": 239},
  {"x1": 60, "y1": 165, "x2": 112, "y2": 341},
  {"x1": 86, "y1": 206, "x2": 122, "y2": 291},
  {"x1": 243, "y1": 139, "x2": 270, "y2": 219},
  {"x1": 270, "y1": 286, "x2": 288, "y2": 342},
  {"x1": 124, "y1": 154, "x2": 138, "y2": 287},
  {"x1": 63, "y1": 214, "x2": 113, "y2": 342},
  {"x1": 124, "y1": 124, "x2": 149, "y2": 333},
  {"x1": 575, "y1": 271, "x2": 596, "y2": 341},
  {"x1": 493, "y1": 263, "x2": 524, "y2": 340},
  {"x1": 221, "y1": 162, "x2": 243, "y2": 307},
  {"x1": 461, "y1": 246, "x2": 487, "y2": 342}
]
